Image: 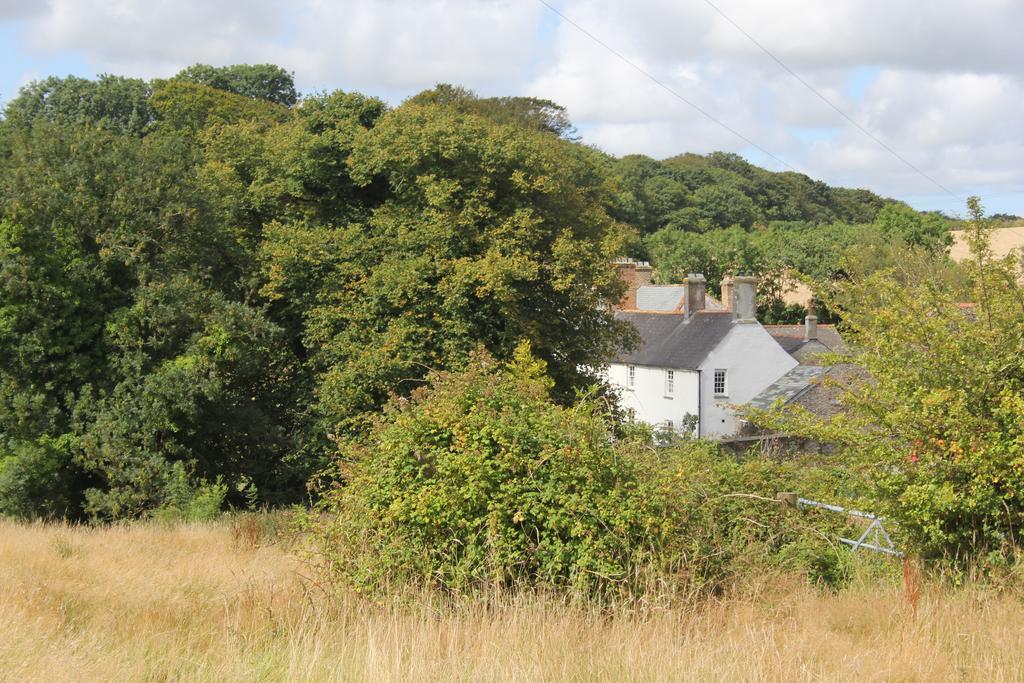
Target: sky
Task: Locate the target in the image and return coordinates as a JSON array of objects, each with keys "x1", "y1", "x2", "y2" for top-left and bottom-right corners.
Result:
[{"x1": 1, "y1": 0, "x2": 1022, "y2": 217}]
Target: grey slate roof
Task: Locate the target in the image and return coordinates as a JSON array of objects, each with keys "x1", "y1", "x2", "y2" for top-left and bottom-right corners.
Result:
[
  {"x1": 765, "y1": 325, "x2": 846, "y2": 353},
  {"x1": 634, "y1": 286, "x2": 727, "y2": 312},
  {"x1": 636, "y1": 286, "x2": 685, "y2": 311},
  {"x1": 611, "y1": 310, "x2": 734, "y2": 369},
  {"x1": 771, "y1": 335, "x2": 807, "y2": 355},
  {"x1": 748, "y1": 366, "x2": 828, "y2": 410}
]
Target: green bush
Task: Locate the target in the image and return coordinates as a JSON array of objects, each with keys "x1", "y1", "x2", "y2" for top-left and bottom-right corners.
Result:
[
  {"x1": 751, "y1": 199, "x2": 1024, "y2": 565},
  {"x1": 305, "y1": 343, "x2": 860, "y2": 601},
  {"x1": 0, "y1": 435, "x2": 86, "y2": 520},
  {"x1": 150, "y1": 461, "x2": 227, "y2": 523}
]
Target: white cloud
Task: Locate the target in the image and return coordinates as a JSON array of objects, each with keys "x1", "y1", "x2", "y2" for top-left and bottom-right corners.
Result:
[
  {"x1": 288, "y1": 0, "x2": 544, "y2": 92},
  {"x1": 524, "y1": 1, "x2": 1024, "y2": 209},
  {"x1": 0, "y1": 0, "x2": 49, "y2": 21},
  {"x1": 18, "y1": 0, "x2": 544, "y2": 94}
]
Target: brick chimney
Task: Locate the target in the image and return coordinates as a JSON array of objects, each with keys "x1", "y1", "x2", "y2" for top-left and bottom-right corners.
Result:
[
  {"x1": 612, "y1": 258, "x2": 652, "y2": 310},
  {"x1": 720, "y1": 275, "x2": 735, "y2": 312},
  {"x1": 685, "y1": 273, "x2": 706, "y2": 317},
  {"x1": 804, "y1": 314, "x2": 818, "y2": 341},
  {"x1": 732, "y1": 275, "x2": 757, "y2": 323}
]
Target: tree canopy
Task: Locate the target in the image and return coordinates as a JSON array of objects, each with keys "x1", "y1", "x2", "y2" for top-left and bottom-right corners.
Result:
[
  {"x1": 0, "y1": 66, "x2": 944, "y2": 520},
  {"x1": 173, "y1": 63, "x2": 299, "y2": 107}
]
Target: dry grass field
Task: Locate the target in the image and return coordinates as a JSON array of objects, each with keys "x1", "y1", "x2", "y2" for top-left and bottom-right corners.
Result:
[{"x1": 2, "y1": 519, "x2": 1024, "y2": 682}]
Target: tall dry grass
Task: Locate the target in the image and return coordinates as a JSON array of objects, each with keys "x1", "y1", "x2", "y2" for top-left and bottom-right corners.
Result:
[{"x1": 2, "y1": 518, "x2": 1023, "y2": 682}]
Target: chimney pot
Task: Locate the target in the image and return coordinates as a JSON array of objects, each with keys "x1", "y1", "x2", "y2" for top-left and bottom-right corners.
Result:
[
  {"x1": 732, "y1": 275, "x2": 757, "y2": 323},
  {"x1": 685, "y1": 273, "x2": 706, "y2": 317}
]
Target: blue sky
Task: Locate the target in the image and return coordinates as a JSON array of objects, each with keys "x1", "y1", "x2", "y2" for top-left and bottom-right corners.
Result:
[{"x1": 2, "y1": 0, "x2": 1022, "y2": 217}]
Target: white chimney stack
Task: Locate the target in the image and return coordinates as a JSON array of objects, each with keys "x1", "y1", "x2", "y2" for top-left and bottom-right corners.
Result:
[
  {"x1": 804, "y1": 314, "x2": 818, "y2": 341},
  {"x1": 732, "y1": 275, "x2": 757, "y2": 323}
]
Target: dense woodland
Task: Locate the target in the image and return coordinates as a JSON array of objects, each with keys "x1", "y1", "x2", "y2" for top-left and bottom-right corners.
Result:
[{"x1": 0, "y1": 64, "x2": 961, "y2": 525}]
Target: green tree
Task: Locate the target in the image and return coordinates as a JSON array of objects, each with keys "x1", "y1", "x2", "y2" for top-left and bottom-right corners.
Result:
[
  {"x1": 75, "y1": 276, "x2": 302, "y2": 519},
  {"x1": 751, "y1": 198, "x2": 1024, "y2": 563},
  {"x1": 149, "y1": 79, "x2": 292, "y2": 134},
  {"x1": 174, "y1": 63, "x2": 299, "y2": 106},
  {"x1": 407, "y1": 84, "x2": 578, "y2": 139},
  {"x1": 873, "y1": 202, "x2": 952, "y2": 251},
  {"x1": 3, "y1": 75, "x2": 154, "y2": 135},
  {"x1": 691, "y1": 185, "x2": 758, "y2": 230},
  {"x1": 264, "y1": 98, "x2": 633, "y2": 433}
]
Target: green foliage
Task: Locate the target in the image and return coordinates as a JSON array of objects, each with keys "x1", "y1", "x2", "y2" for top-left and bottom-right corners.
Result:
[
  {"x1": 0, "y1": 65, "x2": 937, "y2": 526},
  {"x1": 3, "y1": 75, "x2": 154, "y2": 135},
  {"x1": 282, "y1": 96, "x2": 633, "y2": 432},
  {"x1": 751, "y1": 198, "x2": 1024, "y2": 564},
  {"x1": 0, "y1": 75, "x2": 308, "y2": 520},
  {"x1": 407, "y1": 84, "x2": 577, "y2": 139},
  {"x1": 610, "y1": 150, "x2": 889, "y2": 237},
  {"x1": 872, "y1": 202, "x2": 952, "y2": 251},
  {"x1": 690, "y1": 185, "x2": 758, "y2": 231},
  {"x1": 74, "y1": 275, "x2": 304, "y2": 520},
  {"x1": 0, "y1": 435, "x2": 87, "y2": 520},
  {"x1": 644, "y1": 221, "x2": 866, "y2": 320},
  {"x1": 310, "y1": 345, "x2": 662, "y2": 598},
  {"x1": 174, "y1": 63, "x2": 299, "y2": 107},
  {"x1": 150, "y1": 461, "x2": 228, "y2": 523},
  {"x1": 149, "y1": 79, "x2": 292, "y2": 133},
  {"x1": 306, "y1": 346, "x2": 860, "y2": 600}
]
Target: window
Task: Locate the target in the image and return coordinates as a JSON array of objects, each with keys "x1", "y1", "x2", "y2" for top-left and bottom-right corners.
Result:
[
  {"x1": 665, "y1": 369, "x2": 675, "y2": 396},
  {"x1": 627, "y1": 365, "x2": 636, "y2": 389},
  {"x1": 713, "y1": 369, "x2": 727, "y2": 396},
  {"x1": 665, "y1": 419, "x2": 674, "y2": 433}
]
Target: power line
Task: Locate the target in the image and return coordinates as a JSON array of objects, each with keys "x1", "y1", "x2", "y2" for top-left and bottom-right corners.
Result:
[
  {"x1": 536, "y1": 0, "x2": 799, "y2": 173},
  {"x1": 700, "y1": 0, "x2": 963, "y2": 202}
]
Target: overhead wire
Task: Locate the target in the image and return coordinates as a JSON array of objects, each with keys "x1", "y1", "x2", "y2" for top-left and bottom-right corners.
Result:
[
  {"x1": 699, "y1": 0, "x2": 963, "y2": 202},
  {"x1": 538, "y1": 0, "x2": 970, "y2": 206},
  {"x1": 535, "y1": 0, "x2": 800, "y2": 173}
]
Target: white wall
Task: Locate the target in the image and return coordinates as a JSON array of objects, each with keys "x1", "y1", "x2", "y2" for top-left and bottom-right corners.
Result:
[
  {"x1": 698, "y1": 322, "x2": 798, "y2": 437},
  {"x1": 606, "y1": 364, "x2": 700, "y2": 435}
]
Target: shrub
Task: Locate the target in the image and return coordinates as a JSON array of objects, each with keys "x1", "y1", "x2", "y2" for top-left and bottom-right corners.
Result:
[
  {"x1": 751, "y1": 198, "x2": 1024, "y2": 565},
  {"x1": 0, "y1": 435, "x2": 86, "y2": 520},
  {"x1": 150, "y1": 462, "x2": 227, "y2": 523},
  {"x1": 305, "y1": 343, "x2": 858, "y2": 601}
]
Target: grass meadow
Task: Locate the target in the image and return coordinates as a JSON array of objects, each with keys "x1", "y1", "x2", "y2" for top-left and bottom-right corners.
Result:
[{"x1": 2, "y1": 518, "x2": 1024, "y2": 682}]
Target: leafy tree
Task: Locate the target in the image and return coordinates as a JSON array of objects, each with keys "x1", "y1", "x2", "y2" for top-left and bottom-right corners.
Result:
[
  {"x1": 752, "y1": 198, "x2": 1024, "y2": 563},
  {"x1": 149, "y1": 79, "x2": 292, "y2": 133},
  {"x1": 614, "y1": 150, "x2": 891, "y2": 236},
  {"x1": 408, "y1": 84, "x2": 578, "y2": 139},
  {"x1": 873, "y1": 202, "x2": 952, "y2": 251},
  {"x1": 2, "y1": 75, "x2": 154, "y2": 135},
  {"x1": 75, "y1": 276, "x2": 302, "y2": 519},
  {"x1": 268, "y1": 97, "x2": 633, "y2": 433},
  {"x1": 0, "y1": 79, "x2": 310, "y2": 519},
  {"x1": 691, "y1": 185, "x2": 758, "y2": 230},
  {"x1": 0, "y1": 435, "x2": 88, "y2": 519},
  {"x1": 174, "y1": 63, "x2": 299, "y2": 106}
]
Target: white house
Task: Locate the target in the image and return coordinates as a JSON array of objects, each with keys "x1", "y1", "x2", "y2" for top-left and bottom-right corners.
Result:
[{"x1": 605, "y1": 274, "x2": 798, "y2": 439}]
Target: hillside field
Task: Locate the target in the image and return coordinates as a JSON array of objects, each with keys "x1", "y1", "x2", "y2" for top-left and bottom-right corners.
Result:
[{"x1": 2, "y1": 518, "x2": 1023, "y2": 682}]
